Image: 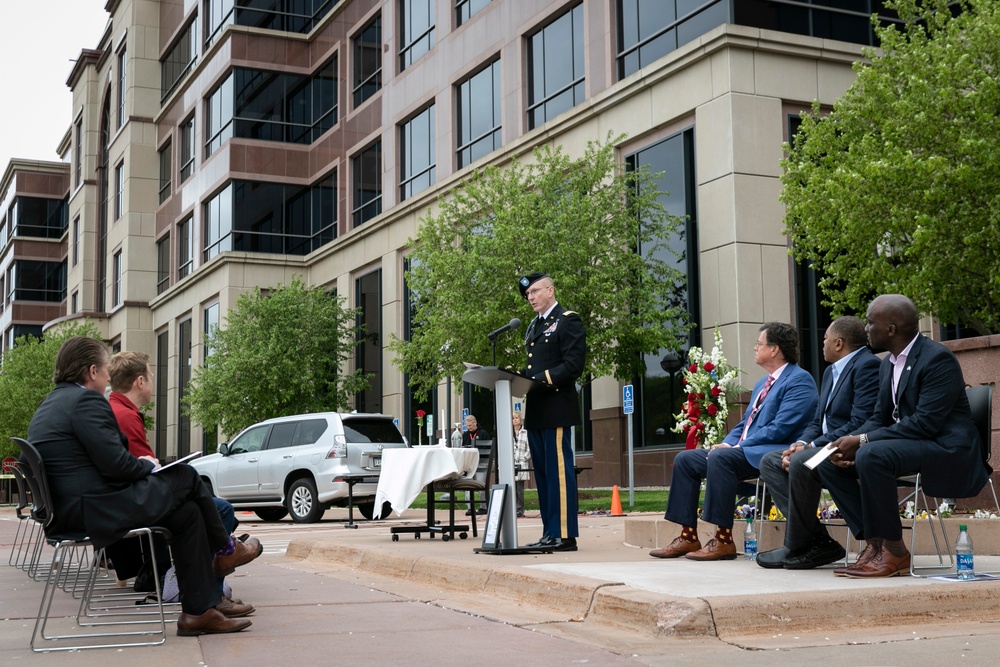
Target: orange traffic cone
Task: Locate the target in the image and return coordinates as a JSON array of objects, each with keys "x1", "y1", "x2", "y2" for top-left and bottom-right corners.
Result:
[{"x1": 610, "y1": 485, "x2": 626, "y2": 516}]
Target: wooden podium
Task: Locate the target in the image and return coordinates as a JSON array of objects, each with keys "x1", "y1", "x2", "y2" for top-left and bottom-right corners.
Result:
[{"x1": 462, "y1": 366, "x2": 553, "y2": 554}]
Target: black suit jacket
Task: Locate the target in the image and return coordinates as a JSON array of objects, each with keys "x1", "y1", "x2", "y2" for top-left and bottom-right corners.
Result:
[
  {"x1": 522, "y1": 303, "x2": 586, "y2": 430},
  {"x1": 798, "y1": 347, "x2": 880, "y2": 449},
  {"x1": 461, "y1": 428, "x2": 491, "y2": 448},
  {"x1": 26, "y1": 383, "x2": 180, "y2": 550},
  {"x1": 854, "y1": 335, "x2": 988, "y2": 498}
]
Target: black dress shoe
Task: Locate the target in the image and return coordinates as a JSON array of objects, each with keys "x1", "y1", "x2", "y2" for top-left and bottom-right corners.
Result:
[
  {"x1": 783, "y1": 539, "x2": 846, "y2": 570},
  {"x1": 756, "y1": 546, "x2": 791, "y2": 569},
  {"x1": 550, "y1": 538, "x2": 577, "y2": 552},
  {"x1": 525, "y1": 536, "x2": 554, "y2": 548}
]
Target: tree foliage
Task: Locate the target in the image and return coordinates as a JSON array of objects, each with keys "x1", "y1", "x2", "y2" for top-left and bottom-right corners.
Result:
[
  {"x1": 186, "y1": 277, "x2": 368, "y2": 437},
  {"x1": 391, "y1": 134, "x2": 690, "y2": 394},
  {"x1": 0, "y1": 322, "x2": 104, "y2": 459},
  {"x1": 781, "y1": 0, "x2": 1000, "y2": 334}
]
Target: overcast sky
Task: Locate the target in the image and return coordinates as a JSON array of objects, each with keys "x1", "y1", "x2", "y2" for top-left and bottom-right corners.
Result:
[{"x1": 0, "y1": 1, "x2": 111, "y2": 171}]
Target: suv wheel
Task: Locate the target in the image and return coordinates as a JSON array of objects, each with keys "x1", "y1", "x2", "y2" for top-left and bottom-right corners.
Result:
[
  {"x1": 254, "y1": 507, "x2": 289, "y2": 522},
  {"x1": 357, "y1": 500, "x2": 392, "y2": 521},
  {"x1": 287, "y1": 478, "x2": 323, "y2": 522}
]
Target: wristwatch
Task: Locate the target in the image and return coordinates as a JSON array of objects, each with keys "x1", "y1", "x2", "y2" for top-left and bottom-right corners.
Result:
[{"x1": 859, "y1": 433, "x2": 868, "y2": 446}]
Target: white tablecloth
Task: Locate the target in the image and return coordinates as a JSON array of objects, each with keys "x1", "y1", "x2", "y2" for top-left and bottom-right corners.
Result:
[{"x1": 373, "y1": 446, "x2": 479, "y2": 518}]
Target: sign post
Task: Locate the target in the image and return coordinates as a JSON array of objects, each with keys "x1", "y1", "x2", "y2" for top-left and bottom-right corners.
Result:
[{"x1": 622, "y1": 384, "x2": 634, "y2": 507}]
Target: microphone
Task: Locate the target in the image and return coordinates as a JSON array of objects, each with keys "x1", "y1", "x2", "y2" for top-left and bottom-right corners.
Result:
[{"x1": 487, "y1": 317, "x2": 521, "y2": 340}]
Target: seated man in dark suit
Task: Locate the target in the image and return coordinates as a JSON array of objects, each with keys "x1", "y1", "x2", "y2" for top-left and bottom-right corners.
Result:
[
  {"x1": 823, "y1": 295, "x2": 990, "y2": 577},
  {"x1": 26, "y1": 336, "x2": 258, "y2": 635},
  {"x1": 757, "y1": 316, "x2": 880, "y2": 569},
  {"x1": 650, "y1": 322, "x2": 817, "y2": 561}
]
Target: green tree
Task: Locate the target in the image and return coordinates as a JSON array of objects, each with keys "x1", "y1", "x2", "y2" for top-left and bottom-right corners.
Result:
[
  {"x1": 186, "y1": 277, "x2": 369, "y2": 437},
  {"x1": 391, "y1": 134, "x2": 690, "y2": 394},
  {"x1": 0, "y1": 322, "x2": 104, "y2": 459},
  {"x1": 781, "y1": 0, "x2": 1000, "y2": 334}
]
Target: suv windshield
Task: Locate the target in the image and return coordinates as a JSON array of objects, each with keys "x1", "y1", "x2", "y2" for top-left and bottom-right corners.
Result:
[{"x1": 342, "y1": 418, "x2": 405, "y2": 444}]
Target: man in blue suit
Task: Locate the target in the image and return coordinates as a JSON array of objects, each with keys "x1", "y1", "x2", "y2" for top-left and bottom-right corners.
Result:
[
  {"x1": 756, "y1": 316, "x2": 880, "y2": 569},
  {"x1": 822, "y1": 295, "x2": 989, "y2": 577},
  {"x1": 651, "y1": 322, "x2": 818, "y2": 561}
]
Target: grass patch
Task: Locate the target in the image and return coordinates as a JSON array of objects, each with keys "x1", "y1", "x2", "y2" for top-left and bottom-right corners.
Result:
[{"x1": 413, "y1": 488, "x2": 669, "y2": 514}]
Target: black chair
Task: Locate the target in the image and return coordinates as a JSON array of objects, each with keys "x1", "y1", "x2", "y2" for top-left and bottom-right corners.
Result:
[
  {"x1": 435, "y1": 440, "x2": 495, "y2": 541},
  {"x1": 13, "y1": 437, "x2": 175, "y2": 651},
  {"x1": 902, "y1": 384, "x2": 996, "y2": 576},
  {"x1": 7, "y1": 463, "x2": 43, "y2": 571}
]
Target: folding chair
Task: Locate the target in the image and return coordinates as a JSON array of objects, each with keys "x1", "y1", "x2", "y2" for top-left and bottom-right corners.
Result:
[
  {"x1": 435, "y1": 440, "x2": 495, "y2": 540},
  {"x1": 13, "y1": 437, "x2": 175, "y2": 651}
]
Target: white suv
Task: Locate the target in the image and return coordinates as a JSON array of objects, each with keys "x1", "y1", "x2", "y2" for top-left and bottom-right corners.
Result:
[{"x1": 191, "y1": 412, "x2": 406, "y2": 522}]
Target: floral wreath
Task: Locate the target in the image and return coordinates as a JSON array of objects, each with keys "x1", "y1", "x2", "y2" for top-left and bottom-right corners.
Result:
[{"x1": 672, "y1": 326, "x2": 745, "y2": 449}]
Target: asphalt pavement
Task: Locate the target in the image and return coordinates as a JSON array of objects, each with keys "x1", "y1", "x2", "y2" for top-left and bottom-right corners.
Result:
[{"x1": 5, "y1": 505, "x2": 1000, "y2": 666}]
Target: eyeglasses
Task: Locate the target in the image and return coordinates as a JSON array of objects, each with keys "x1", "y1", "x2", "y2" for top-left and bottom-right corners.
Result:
[
  {"x1": 525, "y1": 286, "x2": 551, "y2": 297},
  {"x1": 753, "y1": 341, "x2": 775, "y2": 350}
]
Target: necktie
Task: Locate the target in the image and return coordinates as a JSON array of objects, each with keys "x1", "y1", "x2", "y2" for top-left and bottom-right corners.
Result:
[
  {"x1": 740, "y1": 375, "x2": 773, "y2": 442},
  {"x1": 822, "y1": 366, "x2": 840, "y2": 434}
]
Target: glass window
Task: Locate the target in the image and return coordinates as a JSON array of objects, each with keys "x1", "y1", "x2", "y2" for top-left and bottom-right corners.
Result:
[
  {"x1": 456, "y1": 59, "x2": 501, "y2": 168},
  {"x1": 204, "y1": 184, "x2": 234, "y2": 261},
  {"x1": 157, "y1": 236, "x2": 170, "y2": 295},
  {"x1": 178, "y1": 216, "x2": 193, "y2": 278},
  {"x1": 625, "y1": 128, "x2": 700, "y2": 449},
  {"x1": 156, "y1": 331, "x2": 169, "y2": 459},
  {"x1": 353, "y1": 15, "x2": 382, "y2": 107},
  {"x1": 527, "y1": 4, "x2": 585, "y2": 130},
  {"x1": 229, "y1": 424, "x2": 269, "y2": 454},
  {"x1": 232, "y1": 0, "x2": 338, "y2": 34},
  {"x1": 400, "y1": 0, "x2": 434, "y2": 69},
  {"x1": 75, "y1": 119, "x2": 83, "y2": 187},
  {"x1": 206, "y1": 75, "x2": 234, "y2": 156},
  {"x1": 161, "y1": 18, "x2": 198, "y2": 100},
  {"x1": 71, "y1": 290, "x2": 79, "y2": 314},
  {"x1": 227, "y1": 58, "x2": 338, "y2": 146},
  {"x1": 402, "y1": 255, "x2": 434, "y2": 444},
  {"x1": 178, "y1": 318, "x2": 192, "y2": 456},
  {"x1": 456, "y1": 0, "x2": 490, "y2": 26},
  {"x1": 9, "y1": 260, "x2": 66, "y2": 303},
  {"x1": 342, "y1": 418, "x2": 406, "y2": 444},
  {"x1": 114, "y1": 161, "x2": 124, "y2": 220},
  {"x1": 159, "y1": 140, "x2": 172, "y2": 204},
  {"x1": 204, "y1": 302, "x2": 220, "y2": 358},
  {"x1": 113, "y1": 250, "x2": 123, "y2": 307},
  {"x1": 180, "y1": 116, "x2": 195, "y2": 182},
  {"x1": 296, "y1": 418, "x2": 329, "y2": 445},
  {"x1": 266, "y1": 422, "x2": 298, "y2": 450},
  {"x1": 355, "y1": 270, "x2": 382, "y2": 413},
  {"x1": 206, "y1": 0, "x2": 236, "y2": 46},
  {"x1": 617, "y1": 0, "x2": 677, "y2": 80},
  {"x1": 400, "y1": 105, "x2": 435, "y2": 201},
  {"x1": 117, "y1": 47, "x2": 127, "y2": 128},
  {"x1": 72, "y1": 216, "x2": 81, "y2": 266},
  {"x1": 352, "y1": 141, "x2": 381, "y2": 227},
  {"x1": 10, "y1": 196, "x2": 68, "y2": 239},
  {"x1": 733, "y1": 0, "x2": 901, "y2": 46},
  {"x1": 203, "y1": 176, "x2": 336, "y2": 258}
]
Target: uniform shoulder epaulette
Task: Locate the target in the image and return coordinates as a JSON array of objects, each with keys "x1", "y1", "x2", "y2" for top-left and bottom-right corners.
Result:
[{"x1": 561, "y1": 310, "x2": 577, "y2": 316}]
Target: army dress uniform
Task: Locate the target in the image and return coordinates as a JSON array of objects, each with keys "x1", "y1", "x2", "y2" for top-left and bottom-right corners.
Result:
[{"x1": 520, "y1": 278, "x2": 586, "y2": 545}]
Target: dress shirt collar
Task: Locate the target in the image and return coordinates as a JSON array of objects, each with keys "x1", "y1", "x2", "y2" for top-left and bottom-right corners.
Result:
[
  {"x1": 540, "y1": 301, "x2": 559, "y2": 320},
  {"x1": 831, "y1": 346, "x2": 863, "y2": 379},
  {"x1": 889, "y1": 333, "x2": 920, "y2": 366},
  {"x1": 768, "y1": 363, "x2": 789, "y2": 384}
]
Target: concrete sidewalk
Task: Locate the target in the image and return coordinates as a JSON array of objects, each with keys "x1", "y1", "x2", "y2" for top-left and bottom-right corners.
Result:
[{"x1": 5, "y1": 505, "x2": 1000, "y2": 665}]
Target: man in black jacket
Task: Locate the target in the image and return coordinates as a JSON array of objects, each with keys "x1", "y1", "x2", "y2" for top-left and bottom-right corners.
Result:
[
  {"x1": 460, "y1": 414, "x2": 490, "y2": 515},
  {"x1": 519, "y1": 273, "x2": 586, "y2": 552},
  {"x1": 26, "y1": 336, "x2": 258, "y2": 635},
  {"x1": 756, "y1": 316, "x2": 879, "y2": 569}
]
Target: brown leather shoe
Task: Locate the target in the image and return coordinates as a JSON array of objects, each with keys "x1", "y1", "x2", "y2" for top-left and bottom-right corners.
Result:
[
  {"x1": 842, "y1": 545, "x2": 910, "y2": 578},
  {"x1": 216, "y1": 597, "x2": 255, "y2": 618},
  {"x1": 177, "y1": 608, "x2": 252, "y2": 636},
  {"x1": 833, "y1": 541, "x2": 878, "y2": 577},
  {"x1": 685, "y1": 538, "x2": 738, "y2": 561},
  {"x1": 213, "y1": 536, "x2": 263, "y2": 576},
  {"x1": 649, "y1": 536, "x2": 702, "y2": 559}
]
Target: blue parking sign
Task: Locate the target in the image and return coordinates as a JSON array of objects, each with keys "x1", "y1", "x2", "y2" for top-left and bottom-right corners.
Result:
[{"x1": 622, "y1": 384, "x2": 634, "y2": 415}]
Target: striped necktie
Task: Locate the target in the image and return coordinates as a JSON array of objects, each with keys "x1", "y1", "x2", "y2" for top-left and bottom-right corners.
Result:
[{"x1": 740, "y1": 375, "x2": 774, "y2": 442}]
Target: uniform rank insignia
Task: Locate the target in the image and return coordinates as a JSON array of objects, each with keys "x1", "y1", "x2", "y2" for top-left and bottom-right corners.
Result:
[{"x1": 544, "y1": 321, "x2": 559, "y2": 334}]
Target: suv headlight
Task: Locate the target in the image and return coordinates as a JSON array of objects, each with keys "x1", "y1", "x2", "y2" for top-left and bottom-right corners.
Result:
[{"x1": 325, "y1": 434, "x2": 347, "y2": 459}]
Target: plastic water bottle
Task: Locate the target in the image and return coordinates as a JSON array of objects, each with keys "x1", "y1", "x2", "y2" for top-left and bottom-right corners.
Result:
[
  {"x1": 956, "y1": 524, "x2": 974, "y2": 580},
  {"x1": 744, "y1": 518, "x2": 757, "y2": 561}
]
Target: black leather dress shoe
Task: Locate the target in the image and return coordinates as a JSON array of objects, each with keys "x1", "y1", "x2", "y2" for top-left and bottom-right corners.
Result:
[
  {"x1": 756, "y1": 546, "x2": 791, "y2": 569},
  {"x1": 550, "y1": 538, "x2": 577, "y2": 552},
  {"x1": 783, "y1": 539, "x2": 846, "y2": 570},
  {"x1": 525, "y1": 536, "x2": 555, "y2": 548}
]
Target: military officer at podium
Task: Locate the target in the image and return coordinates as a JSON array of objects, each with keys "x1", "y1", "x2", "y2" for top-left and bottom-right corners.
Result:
[{"x1": 519, "y1": 273, "x2": 586, "y2": 552}]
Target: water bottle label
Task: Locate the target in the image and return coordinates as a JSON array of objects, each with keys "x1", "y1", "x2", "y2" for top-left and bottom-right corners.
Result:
[
  {"x1": 744, "y1": 539, "x2": 757, "y2": 555},
  {"x1": 957, "y1": 553, "x2": 974, "y2": 572}
]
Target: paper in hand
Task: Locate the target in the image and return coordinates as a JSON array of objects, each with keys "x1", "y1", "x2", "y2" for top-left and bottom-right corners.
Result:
[{"x1": 803, "y1": 444, "x2": 836, "y2": 470}]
